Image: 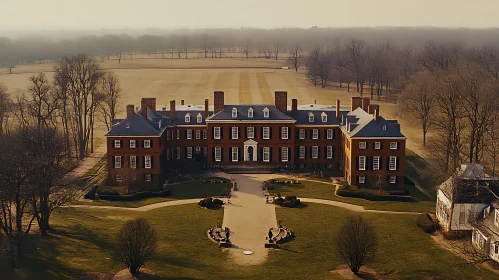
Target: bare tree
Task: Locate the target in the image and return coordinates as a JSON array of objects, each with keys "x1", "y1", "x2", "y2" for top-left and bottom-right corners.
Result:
[
  {"x1": 288, "y1": 47, "x2": 302, "y2": 72},
  {"x1": 117, "y1": 52, "x2": 122, "y2": 64},
  {"x1": 336, "y1": 215, "x2": 378, "y2": 275},
  {"x1": 273, "y1": 43, "x2": 279, "y2": 60},
  {"x1": 399, "y1": 71, "x2": 437, "y2": 145},
  {"x1": 99, "y1": 72, "x2": 121, "y2": 131},
  {"x1": 26, "y1": 73, "x2": 60, "y2": 129},
  {"x1": 0, "y1": 83, "x2": 11, "y2": 135},
  {"x1": 306, "y1": 48, "x2": 333, "y2": 88},
  {"x1": 345, "y1": 39, "x2": 368, "y2": 94},
  {"x1": 486, "y1": 121, "x2": 499, "y2": 176},
  {"x1": 243, "y1": 41, "x2": 250, "y2": 59},
  {"x1": 419, "y1": 42, "x2": 462, "y2": 72},
  {"x1": 116, "y1": 218, "x2": 158, "y2": 276}
]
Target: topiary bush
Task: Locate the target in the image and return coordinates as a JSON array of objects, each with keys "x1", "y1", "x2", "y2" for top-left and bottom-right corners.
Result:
[
  {"x1": 198, "y1": 197, "x2": 224, "y2": 209},
  {"x1": 274, "y1": 195, "x2": 301, "y2": 208},
  {"x1": 417, "y1": 213, "x2": 438, "y2": 233}
]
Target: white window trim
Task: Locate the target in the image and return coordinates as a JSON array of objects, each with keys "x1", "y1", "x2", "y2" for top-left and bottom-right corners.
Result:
[
  {"x1": 197, "y1": 113, "x2": 202, "y2": 123},
  {"x1": 215, "y1": 147, "x2": 221, "y2": 162},
  {"x1": 281, "y1": 147, "x2": 288, "y2": 162},
  {"x1": 359, "y1": 176, "x2": 365, "y2": 184},
  {"x1": 299, "y1": 146, "x2": 305, "y2": 159},
  {"x1": 114, "y1": 156, "x2": 122, "y2": 168},
  {"x1": 144, "y1": 140, "x2": 151, "y2": 148},
  {"x1": 326, "y1": 129, "x2": 333, "y2": 139},
  {"x1": 390, "y1": 142, "x2": 398, "y2": 150},
  {"x1": 373, "y1": 156, "x2": 380, "y2": 170},
  {"x1": 263, "y1": 147, "x2": 270, "y2": 162},
  {"x1": 114, "y1": 140, "x2": 121, "y2": 148},
  {"x1": 232, "y1": 107, "x2": 237, "y2": 118},
  {"x1": 389, "y1": 156, "x2": 397, "y2": 170},
  {"x1": 359, "y1": 156, "x2": 366, "y2": 171},
  {"x1": 129, "y1": 140, "x2": 136, "y2": 148},
  {"x1": 248, "y1": 108, "x2": 253, "y2": 118},
  {"x1": 247, "y1": 127, "x2": 254, "y2": 139},
  {"x1": 312, "y1": 146, "x2": 319, "y2": 159},
  {"x1": 326, "y1": 146, "x2": 333, "y2": 159},
  {"x1": 176, "y1": 130, "x2": 180, "y2": 139},
  {"x1": 130, "y1": 156, "x2": 136, "y2": 169},
  {"x1": 232, "y1": 147, "x2": 238, "y2": 161},
  {"x1": 187, "y1": 147, "x2": 193, "y2": 159},
  {"x1": 281, "y1": 127, "x2": 288, "y2": 140},
  {"x1": 375, "y1": 142, "x2": 381, "y2": 149},
  {"x1": 231, "y1": 127, "x2": 239, "y2": 139},
  {"x1": 299, "y1": 129, "x2": 305, "y2": 139},
  {"x1": 321, "y1": 112, "x2": 327, "y2": 122},
  {"x1": 359, "y1": 142, "x2": 367, "y2": 149},
  {"x1": 203, "y1": 129, "x2": 208, "y2": 139},
  {"x1": 185, "y1": 113, "x2": 191, "y2": 123},
  {"x1": 389, "y1": 176, "x2": 396, "y2": 184},
  {"x1": 214, "y1": 127, "x2": 221, "y2": 139},
  {"x1": 312, "y1": 129, "x2": 318, "y2": 140},
  {"x1": 145, "y1": 155, "x2": 152, "y2": 169},
  {"x1": 308, "y1": 112, "x2": 314, "y2": 123},
  {"x1": 263, "y1": 107, "x2": 269, "y2": 118},
  {"x1": 196, "y1": 130, "x2": 201, "y2": 139},
  {"x1": 187, "y1": 130, "x2": 193, "y2": 139},
  {"x1": 263, "y1": 127, "x2": 270, "y2": 139}
]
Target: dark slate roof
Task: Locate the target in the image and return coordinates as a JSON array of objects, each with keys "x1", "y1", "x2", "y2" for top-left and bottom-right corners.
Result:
[
  {"x1": 207, "y1": 105, "x2": 294, "y2": 121},
  {"x1": 341, "y1": 108, "x2": 405, "y2": 138},
  {"x1": 105, "y1": 110, "x2": 166, "y2": 136},
  {"x1": 292, "y1": 105, "x2": 350, "y2": 125},
  {"x1": 156, "y1": 110, "x2": 212, "y2": 125}
]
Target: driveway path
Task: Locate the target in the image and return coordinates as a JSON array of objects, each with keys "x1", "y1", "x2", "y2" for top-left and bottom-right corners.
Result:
[
  {"x1": 71, "y1": 199, "x2": 200, "y2": 211},
  {"x1": 59, "y1": 145, "x2": 107, "y2": 186}
]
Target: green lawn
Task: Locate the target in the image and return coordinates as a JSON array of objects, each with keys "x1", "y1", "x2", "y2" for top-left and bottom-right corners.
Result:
[
  {"x1": 270, "y1": 180, "x2": 434, "y2": 212},
  {"x1": 405, "y1": 148, "x2": 438, "y2": 197}
]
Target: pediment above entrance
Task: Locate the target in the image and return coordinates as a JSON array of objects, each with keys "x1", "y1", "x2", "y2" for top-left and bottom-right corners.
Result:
[{"x1": 244, "y1": 139, "x2": 258, "y2": 145}]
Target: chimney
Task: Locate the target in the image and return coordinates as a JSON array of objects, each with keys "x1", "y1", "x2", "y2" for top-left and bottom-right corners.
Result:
[
  {"x1": 141, "y1": 98, "x2": 156, "y2": 118},
  {"x1": 126, "y1": 104, "x2": 135, "y2": 117},
  {"x1": 374, "y1": 109, "x2": 379, "y2": 120},
  {"x1": 214, "y1": 91, "x2": 225, "y2": 114},
  {"x1": 274, "y1": 91, "x2": 288, "y2": 114},
  {"x1": 204, "y1": 99, "x2": 209, "y2": 119},
  {"x1": 181, "y1": 100, "x2": 185, "y2": 105},
  {"x1": 362, "y1": 97, "x2": 370, "y2": 112},
  {"x1": 335, "y1": 100, "x2": 340, "y2": 120},
  {"x1": 170, "y1": 100, "x2": 176, "y2": 121},
  {"x1": 351, "y1": 97, "x2": 362, "y2": 111},
  {"x1": 314, "y1": 100, "x2": 317, "y2": 104},
  {"x1": 291, "y1": 98, "x2": 298, "y2": 119},
  {"x1": 368, "y1": 104, "x2": 380, "y2": 115}
]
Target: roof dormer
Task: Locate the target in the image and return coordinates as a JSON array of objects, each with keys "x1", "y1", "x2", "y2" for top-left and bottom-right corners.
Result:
[
  {"x1": 308, "y1": 112, "x2": 314, "y2": 123},
  {"x1": 197, "y1": 113, "x2": 202, "y2": 123},
  {"x1": 185, "y1": 113, "x2": 191, "y2": 123},
  {"x1": 321, "y1": 112, "x2": 327, "y2": 123},
  {"x1": 248, "y1": 107, "x2": 253, "y2": 118},
  {"x1": 263, "y1": 107, "x2": 269, "y2": 118},
  {"x1": 232, "y1": 107, "x2": 237, "y2": 118}
]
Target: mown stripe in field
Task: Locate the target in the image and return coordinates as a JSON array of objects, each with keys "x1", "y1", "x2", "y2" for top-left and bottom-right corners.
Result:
[
  {"x1": 256, "y1": 72, "x2": 273, "y2": 104},
  {"x1": 239, "y1": 72, "x2": 252, "y2": 105}
]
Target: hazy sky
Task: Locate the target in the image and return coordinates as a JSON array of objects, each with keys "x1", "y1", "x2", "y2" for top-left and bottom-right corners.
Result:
[{"x1": 2, "y1": 0, "x2": 499, "y2": 30}]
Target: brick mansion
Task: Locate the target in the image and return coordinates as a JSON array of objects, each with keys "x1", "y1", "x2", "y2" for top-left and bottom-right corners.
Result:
[{"x1": 106, "y1": 91, "x2": 406, "y2": 186}]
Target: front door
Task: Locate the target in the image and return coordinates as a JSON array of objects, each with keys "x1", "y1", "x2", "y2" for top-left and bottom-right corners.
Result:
[
  {"x1": 244, "y1": 139, "x2": 258, "y2": 161},
  {"x1": 248, "y1": 146, "x2": 254, "y2": 161}
]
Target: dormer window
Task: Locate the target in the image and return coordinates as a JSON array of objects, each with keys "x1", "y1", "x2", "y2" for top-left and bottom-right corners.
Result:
[
  {"x1": 248, "y1": 108, "x2": 253, "y2": 118},
  {"x1": 263, "y1": 107, "x2": 269, "y2": 118},
  {"x1": 185, "y1": 113, "x2": 191, "y2": 123},
  {"x1": 383, "y1": 125, "x2": 387, "y2": 130},
  {"x1": 321, "y1": 112, "x2": 327, "y2": 122},
  {"x1": 126, "y1": 123, "x2": 130, "y2": 128},
  {"x1": 232, "y1": 107, "x2": 238, "y2": 118},
  {"x1": 197, "y1": 113, "x2": 202, "y2": 123},
  {"x1": 308, "y1": 112, "x2": 314, "y2": 123}
]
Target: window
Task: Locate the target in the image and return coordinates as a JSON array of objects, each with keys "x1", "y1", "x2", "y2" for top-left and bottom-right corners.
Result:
[
  {"x1": 327, "y1": 146, "x2": 333, "y2": 159},
  {"x1": 203, "y1": 147, "x2": 208, "y2": 156},
  {"x1": 176, "y1": 147, "x2": 180, "y2": 159},
  {"x1": 263, "y1": 127, "x2": 270, "y2": 139},
  {"x1": 299, "y1": 146, "x2": 305, "y2": 159},
  {"x1": 166, "y1": 149, "x2": 170, "y2": 160},
  {"x1": 130, "y1": 156, "x2": 136, "y2": 169},
  {"x1": 215, "y1": 147, "x2": 221, "y2": 161},
  {"x1": 145, "y1": 173, "x2": 152, "y2": 182},
  {"x1": 196, "y1": 130, "x2": 200, "y2": 139},
  {"x1": 232, "y1": 147, "x2": 238, "y2": 161},
  {"x1": 114, "y1": 140, "x2": 121, "y2": 148},
  {"x1": 389, "y1": 176, "x2": 396, "y2": 184},
  {"x1": 281, "y1": 127, "x2": 288, "y2": 139},
  {"x1": 326, "y1": 129, "x2": 333, "y2": 139},
  {"x1": 383, "y1": 125, "x2": 387, "y2": 130},
  {"x1": 187, "y1": 147, "x2": 193, "y2": 159},
  {"x1": 129, "y1": 140, "x2": 136, "y2": 148},
  {"x1": 312, "y1": 146, "x2": 319, "y2": 159},
  {"x1": 390, "y1": 142, "x2": 398, "y2": 150},
  {"x1": 375, "y1": 142, "x2": 381, "y2": 149},
  {"x1": 281, "y1": 147, "x2": 288, "y2": 162},
  {"x1": 263, "y1": 147, "x2": 270, "y2": 162},
  {"x1": 167, "y1": 130, "x2": 171, "y2": 140},
  {"x1": 144, "y1": 140, "x2": 151, "y2": 148},
  {"x1": 232, "y1": 107, "x2": 237, "y2": 118},
  {"x1": 459, "y1": 210, "x2": 465, "y2": 225},
  {"x1": 312, "y1": 129, "x2": 318, "y2": 139},
  {"x1": 495, "y1": 244, "x2": 499, "y2": 255},
  {"x1": 185, "y1": 113, "x2": 190, "y2": 123},
  {"x1": 195, "y1": 146, "x2": 201, "y2": 152},
  {"x1": 231, "y1": 127, "x2": 239, "y2": 139},
  {"x1": 359, "y1": 156, "x2": 366, "y2": 170},
  {"x1": 248, "y1": 108, "x2": 253, "y2": 118},
  {"x1": 116, "y1": 174, "x2": 122, "y2": 183},
  {"x1": 263, "y1": 107, "x2": 269, "y2": 118},
  {"x1": 373, "y1": 156, "x2": 380, "y2": 170},
  {"x1": 145, "y1": 155, "x2": 152, "y2": 168},
  {"x1": 308, "y1": 112, "x2": 314, "y2": 122},
  {"x1": 359, "y1": 176, "x2": 365, "y2": 184},
  {"x1": 197, "y1": 113, "x2": 202, "y2": 123},
  {"x1": 389, "y1": 156, "x2": 397, "y2": 170},
  {"x1": 321, "y1": 112, "x2": 327, "y2": 122},
  {"x1": 247, "y1": 127, "x2": 254, "y2": 139},
  {"x1": 203, "y1": 129, "x2": 207, "y2": 139},
  {"x1": 214, "y1": 127, "x2": 221, "y2": 139},
  {"x1": 359, "y1": 142, "x2": 367, "y2": 149},
  {"x1": 177, "y1": 130, "x2": 180, "y2": 139},
  {"x1": 187, "y1": 130, "x2": 192, "y2": 139},
  {"x1": 299, "y1": 129, "x2": 305, "y2": 139},
  {"x1": 114, "y1": 156, "x2": 122, "y2": 168}
]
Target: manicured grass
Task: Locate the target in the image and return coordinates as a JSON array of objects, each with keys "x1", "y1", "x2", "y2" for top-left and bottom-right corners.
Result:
[
  {"x1": 271, "y1": 179, "x2": 434, "y2": 212},
  {"x1": 274, "y1": 204, "x2": 498, "y2": 279},
  {"x1": 405, "y1": 148, "x2": 438, "y2": 197}
]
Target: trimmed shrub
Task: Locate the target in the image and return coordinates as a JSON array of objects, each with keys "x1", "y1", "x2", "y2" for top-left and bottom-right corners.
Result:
[
  {"x1": 198, "y1": 197, "x2": 224, "y2": 209},
  {"x1": 337, "y1": 187, "x2": 413, "y2": 202},
  {"x1": 97, "y1": 189, "x2": 120, "y2": 196},
  {"x1": 417, "y1": 214, "x2": 438, "y2": 233},
  {"x1": 84, "y1": 186, "x2": 99, "y2": 199},
  {"x1": 388, "y1": 189, "x2": 410, "y2": 196},
  {"x1": 274, "y1": 196, "x2": 301, "y2": 208},
  {"x1": 98, "y1": 189, "x2": 171, "y2": 201}
]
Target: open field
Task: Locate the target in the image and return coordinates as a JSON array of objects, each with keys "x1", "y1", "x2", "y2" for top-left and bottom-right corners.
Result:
[
  {"x1": 2, "y1": 203, "x2": 495, "y2": 279},
  {"x1": 0, "y1": 58, "x2": 427, "y2": 157}
]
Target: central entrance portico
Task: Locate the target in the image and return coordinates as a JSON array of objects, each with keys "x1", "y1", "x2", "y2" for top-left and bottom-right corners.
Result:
[{"x1": 244, "y1": 139, "x2": 258, "y2": 162}]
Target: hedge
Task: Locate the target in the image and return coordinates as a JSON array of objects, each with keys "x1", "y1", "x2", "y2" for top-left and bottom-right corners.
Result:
[
  {"x1": 274, "y1": 196, "x2": 301, "y2": 208},
  {"x1": 98, "y1": 189, "x2": 171, "y2": 201},
  {"x1": 417, "y1": 213, "x2": 438, "y2": 233},
  {"x1": 84, "y1": 186, "x2": 99, "y2": 199},
  {"x1": 198, "y1": 197, "x2": 224, "y2": 209},
  {"x1": 337, "y1": 188, "x2": 414, "y2": 202}
]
